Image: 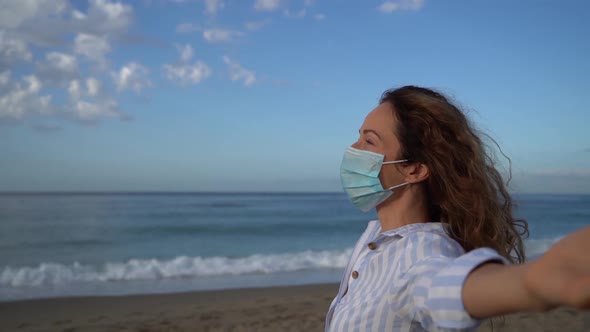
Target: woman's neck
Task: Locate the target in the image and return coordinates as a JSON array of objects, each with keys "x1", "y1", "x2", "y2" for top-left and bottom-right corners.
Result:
[{"x1": 376, "y1": 185, "x2": 430, "y2": 232}]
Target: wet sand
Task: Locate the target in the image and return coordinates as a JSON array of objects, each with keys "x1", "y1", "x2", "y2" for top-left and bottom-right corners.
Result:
[{"x1": 1, "y1": 284, "x2": 589, "y2": 332}]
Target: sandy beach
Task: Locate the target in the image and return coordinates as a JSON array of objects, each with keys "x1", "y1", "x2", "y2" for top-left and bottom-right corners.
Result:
[{"x1": 1, "y1": 283, "x2": 589, "y2": 332}]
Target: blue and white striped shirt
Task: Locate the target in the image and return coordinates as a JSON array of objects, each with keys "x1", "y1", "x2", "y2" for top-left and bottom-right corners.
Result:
[{"x1": 325, "y1": 221, "x2": 508, "y2": 332}]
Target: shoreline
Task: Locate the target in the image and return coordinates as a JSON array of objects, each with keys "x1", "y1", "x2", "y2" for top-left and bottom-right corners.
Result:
[{"x1": 1, "y1": 283, "x2": 589, "y2": 331}]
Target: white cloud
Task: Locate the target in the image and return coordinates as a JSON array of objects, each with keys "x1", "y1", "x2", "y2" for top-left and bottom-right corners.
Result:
[
  {"x1": 378, "y1": 0, "x2": 424, "y2": 13},
  {"x1": 204, "y1": 0, "x2": 224, "y2": 16},
  {"x1": 68, "y1": 79, "x2": 82, "y2": 100},
  {"x1": 112, "y1": 62, "x2": 151, "y2": 92},
  {"x1": 45, "y1": 52, "x2": 78, "y2": 75},
  {"x1": 245, "y1": 20, "x2": 271, "y2": 31},
  {"x1": 314, "y1": 13, "x2": 326, "y2": 21},
  {"x1": 36, "y1": 51, "x2": 79, "y2": 85},
  {"x1": 86, "y1": 0, "x2": 133, "y2": 33},
  {"x1": 222, "y1": 56, "x2": 256, "y2": 87},
  {"x1": 0, "y1": 73, "x2": 125, "y2": 123},
  {"x1": 72, "y1": 9, "x2": 87, "y2": 20},
  {"x1": 0, "y1": 0, "x2": 68, "y2": 29},
  {"x1": 25, "y1": 75, "x2": 42, "y2": 93},
  {"x1": 0, "y1": 0, "x2": 131, "y2": 61},
  {"x1": 284, "y1": 9, "x2": 306, "y2": 19},
  {"x1": 73, "y1": 99, "x2": 120, "y2": 123},
  {"x1": 202, "y1": 28, "x2": 243, "y2": 43},
  {"x1": 0, "y1": 0, "x2": 139, "y2": 127},
  {"x1": 176, "y1": 23, "x2": 200, "y2": 33},
  {"x1": 66, "y1": 78, "x2": 124, "y2": 123},
  {"x1": 163, "y1": 62, "x2": 211, "y2": 85},
  {"x1": 178, "y1": 44, "x2": 194, "y2": 62},
  {"x1": 254, "y1": 0, "x2": 281, "y2": 11},
  {"x1": 0, "y1": 70, "x2": 10, "y2": 86},
  {"x1": 0, "y1": 31, "x2": 33, "y2": 68},
  {"x1": 92, "y1": 0, "x2": 128, "y2": 20},
  {"x1": 304, "y1": 0, "x2": 315, "y2": 6},
  {"x1": 0, "y1": 74, "x2": 52, "y2": 120},
  {"x1": 379, "y1": 2, "x2": 399, "y2": 13},
  {"x1": 0, "y1": 0, "x2": 133, "y2": 50},
  {"x1": 86, "y1": 78, "x2": 101, "y2": 96},
  {"x1": 74, "y1": 33, "x2": 111, "y2": 67},
  {"x1": 163, "y1": 44, "x2": 211, "y2": 85}
]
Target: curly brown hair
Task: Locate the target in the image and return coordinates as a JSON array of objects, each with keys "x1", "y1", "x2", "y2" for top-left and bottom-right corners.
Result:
[{"x1": 380, "y1": 86, "x2": 529, "y2": 263}]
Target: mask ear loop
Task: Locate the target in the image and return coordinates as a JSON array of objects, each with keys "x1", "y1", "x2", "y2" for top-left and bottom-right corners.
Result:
[
  {"x1": 385, "y1": 182, "x2": 410, "y2": 191},
  {"x1": 381, "y1": 159, "x2": 411, "y2": 191},
  {"x1": 382, "y1": 159, "x2": 409, "y2": 165}
]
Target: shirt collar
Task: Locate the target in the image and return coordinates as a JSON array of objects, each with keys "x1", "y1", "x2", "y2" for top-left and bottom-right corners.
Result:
[{"x1": 368, "y1": 220, "x2": 447, "y2": 238}]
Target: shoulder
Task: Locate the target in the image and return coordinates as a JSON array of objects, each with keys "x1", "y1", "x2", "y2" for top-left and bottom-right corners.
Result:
[
  {"x1": 393, "y1": 224, "x2": 466, "y2": 273},
  {"x1": 393, "y1": 224, "x2": 508, "y2": 280}
]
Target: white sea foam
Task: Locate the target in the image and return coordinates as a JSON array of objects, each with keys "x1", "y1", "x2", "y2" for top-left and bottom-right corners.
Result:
[
  {"x1": 1, "y1": 249, "x2": 353, "y2": 288},
  {"x1": 0, "y1": 237, "x2": 564, "y2": 289}
]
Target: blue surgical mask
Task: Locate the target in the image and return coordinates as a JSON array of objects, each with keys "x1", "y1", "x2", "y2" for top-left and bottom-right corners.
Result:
[{"x1": 340, "y1": 146, "x2": 409, "y2": 212}]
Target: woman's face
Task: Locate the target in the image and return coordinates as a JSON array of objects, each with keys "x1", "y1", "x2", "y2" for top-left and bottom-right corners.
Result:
[{"x1": 352, "y1": 102, "x2": 406, "y2": 188}]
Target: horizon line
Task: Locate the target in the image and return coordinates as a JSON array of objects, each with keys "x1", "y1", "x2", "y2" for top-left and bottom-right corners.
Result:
[{"x1": 0, "y1": 191, "x2": 589, "y2": 196}]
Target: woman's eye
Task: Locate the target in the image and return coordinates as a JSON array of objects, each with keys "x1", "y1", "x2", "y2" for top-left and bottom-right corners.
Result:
[{"x1": 365, "y1": 139, "x2": 374, "y2": 145}]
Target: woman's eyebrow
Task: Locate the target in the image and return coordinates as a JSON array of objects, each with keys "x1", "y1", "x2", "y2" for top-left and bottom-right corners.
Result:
[{"x1": 359, "y1": 129, "x2": 382, "y2": 140}]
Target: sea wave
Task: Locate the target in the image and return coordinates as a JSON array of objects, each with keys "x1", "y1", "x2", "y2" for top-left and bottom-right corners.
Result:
[
  {"x1": 0, "y1": 249, "x2": 352, "y2": 288},
  {"x1": 0, "y1": 237, "x2": 563, "y2": 288}
]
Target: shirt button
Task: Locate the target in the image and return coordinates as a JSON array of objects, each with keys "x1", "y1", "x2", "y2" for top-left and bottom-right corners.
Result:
[
  {"x1": 352, "y1": 270, "x2": 359, "y2": 279},
  {"x1": 367, "y1": 242, "x2": 377, "y2": 250}
]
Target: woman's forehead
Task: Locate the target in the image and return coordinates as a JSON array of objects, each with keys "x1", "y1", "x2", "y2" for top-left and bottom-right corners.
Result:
[{"x1": 361, "y1": 103, "x2": 397, "y2": 136}]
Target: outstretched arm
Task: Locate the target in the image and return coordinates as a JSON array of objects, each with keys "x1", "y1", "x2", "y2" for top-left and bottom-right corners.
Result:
[{"x1": 463, "y1": 226, "x2": 590, "y2": 319}]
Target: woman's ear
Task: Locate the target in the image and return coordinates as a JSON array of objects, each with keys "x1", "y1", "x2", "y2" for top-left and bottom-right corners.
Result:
[{"x1": 404, "y1": 162, "x2": 429, "y2": 183}]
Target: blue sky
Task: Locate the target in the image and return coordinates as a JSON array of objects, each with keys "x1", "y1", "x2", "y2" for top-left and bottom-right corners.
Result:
[{"x1": 0, "y1": 0, "x2": 589, "y2": 193}]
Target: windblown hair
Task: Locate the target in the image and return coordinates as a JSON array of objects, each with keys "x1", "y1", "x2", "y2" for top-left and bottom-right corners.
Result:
[{"x1": 380, "y1": 86, "x2": 528, "y2": 263}]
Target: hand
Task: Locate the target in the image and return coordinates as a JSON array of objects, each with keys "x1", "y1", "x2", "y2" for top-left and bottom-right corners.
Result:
[{"x1": 524, "y1": 226, "x2": 590, "y2": 310}]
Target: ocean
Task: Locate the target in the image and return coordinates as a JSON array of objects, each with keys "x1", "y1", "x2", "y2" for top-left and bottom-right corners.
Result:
[{"x1": 1, "y1": 193, "x2": 589, "y2": 302}]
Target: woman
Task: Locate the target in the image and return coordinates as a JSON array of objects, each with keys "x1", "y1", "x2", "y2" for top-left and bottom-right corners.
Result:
[{"x1": 326, "y1": 86, "x2": 590, "y2": 331}]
